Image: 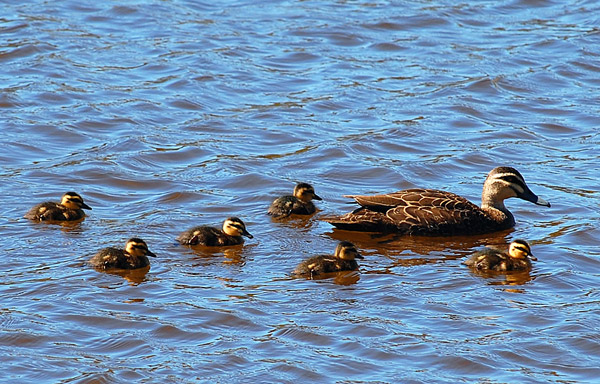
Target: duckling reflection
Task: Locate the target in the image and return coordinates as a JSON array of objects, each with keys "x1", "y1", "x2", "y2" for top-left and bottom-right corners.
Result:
[
  {"x1": 293, "y1": 241, "x2": 363, "y2": 278},
  {"x1": 268, "y1": 182, "x2": 322, "y2": 218},
  {"x1": 185, "y1": 246, "x2": 247, "y2": 266},
  {"x1": 464, "y1": 239, "x2": 536, "y2": 272},
  {"x1": 89, "y1": 238, "x2": 156, "y2": 270},
  {"x1": 177, "y1": 217, "x2": 253, "y2": 246},
  {"x1": 107, "y1": 266, "x2": 152, "y2": 285},
  {"x1": 25, "y1": 192, "x2": 92, "y2": 222}
]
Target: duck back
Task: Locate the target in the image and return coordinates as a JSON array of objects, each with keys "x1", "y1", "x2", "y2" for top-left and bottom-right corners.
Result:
[
  {"x1": 90, "y1": 248, "x2": 150, "y2": 270},
  {"x1": 25, "y1": 202, "x2": 86, "y2": 221},
  {"x1": 294, "y1": 255, "x2": 359, "y2": 276},
  {"x1": 330, "y1": 189, "x2": 506, "y2": 235},
  {"x1": 464, "y1": 248, "x2": 532, "y2": 271},
  {"x1": 268, "y1": 195, "x2": 316, "y2": 218},
  {"x1": 177, "y1": 226, "x2": 244, "y2": 246}
]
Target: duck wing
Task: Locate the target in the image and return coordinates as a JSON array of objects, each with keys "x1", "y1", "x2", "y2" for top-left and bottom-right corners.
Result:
[{"x1": 333, "y1": 189, "x2": 488, "y2": 235}]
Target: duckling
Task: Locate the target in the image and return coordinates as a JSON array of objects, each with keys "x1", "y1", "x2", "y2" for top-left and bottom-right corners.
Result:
[
  {"x1": 293, "y1": 241, "x2": 364, "y2": 277},
  {"x1": 327, "y1": 166, "x2": 550, "y2": 235},
  {"x1": 268, "y1": 182, "x2": 322, "y2": 218},
  {"x1": 24, "y1": 191, "x2": 92, "y2": 221},
  {"x1": 177, "y1": 217, "x2": 253, "y2": 246},
  {"x1": 89, "y1": 238, "x2": 156, "y2": 270},
  {"x1": 464, "y1": 239, "x2": 536, "y2": 271}
]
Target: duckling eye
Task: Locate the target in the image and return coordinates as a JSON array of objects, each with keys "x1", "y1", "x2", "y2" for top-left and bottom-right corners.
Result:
[{"x1": 514, "y1": 246, "x2": 529, "y2": 255}]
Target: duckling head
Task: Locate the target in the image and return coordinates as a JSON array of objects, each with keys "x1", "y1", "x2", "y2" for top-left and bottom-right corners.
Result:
[
  {"x1": 334, "y1": 241, "x2": 364, "y2": 260},
  {"x1": 482, "y1": 167, "x2": 550, "y2": 209},
  {"x1": 60, "y1": 192, "x2": 92, "y2": 210},
  {"x1": 508, "y1": 239, "x2": 536, "y2": 261},
  {"x1": 125, "y1": 238, "x2": 156, "y2": 258},
  {"x1": 222, "y1": 217, "x2": 253, "y2": 238},
  {"x1": 294, "y1": 183, "x2": 322, "y2": 203}
]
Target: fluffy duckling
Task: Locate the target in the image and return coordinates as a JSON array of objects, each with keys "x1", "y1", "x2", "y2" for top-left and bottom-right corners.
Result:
[
  {"x1": 177, "y1": 217, "x2": 253, "y2": 246},
  {"x1": 464, "y1": 239, "x2": 536, "y2": 271},
  {"x1": 268, "y1": 182, "x2": 322, "y2": 218},
  {"x1": 24, "y1": 191, "x2": 92, "y2": 221},
  {"x1": 293, "y1": 241, "x2": 364, "y2": 277},
  {"x1": 90, "y1": 238, "x2": 156, "y2": 270}
]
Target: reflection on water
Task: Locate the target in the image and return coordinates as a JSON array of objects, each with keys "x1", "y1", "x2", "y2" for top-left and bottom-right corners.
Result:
[
  {"x1": 294, "y1": 270, "x2": 361, "y2": 286},
  {"x1": 2, "y1": 0, "x2": 600, "y2": 382},
  {"x1": 466, "y1": 267, "x2": 535, "y2": 287},
  {"x1": 184, "y1": 244, "x2": 248, "y2": 265},
  {"x1": 93, "y1": 265, "x2": 152, "y2": 286}
]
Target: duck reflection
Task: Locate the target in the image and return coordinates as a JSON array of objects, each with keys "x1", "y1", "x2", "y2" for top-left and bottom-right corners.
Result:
[
  {"x1": 94, "y1": 265, "x2": 151, "y2": 285},
  {"x1": 186, "y1": 244, "x2": 247, "y2": 265},
  {"x1": 294, "y1": 270, "x2": 361, "y2": 286},
  {"x1": 468, "y1": 268, "x2": 535, "y2": 287},
  {"x1": 328, "y1": 227, "x2": 514, "y2": 257}
]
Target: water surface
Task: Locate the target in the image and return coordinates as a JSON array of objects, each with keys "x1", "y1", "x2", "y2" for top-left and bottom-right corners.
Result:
[{"x1": 1, "y1": 0, "x2": 599, "y2": 383}]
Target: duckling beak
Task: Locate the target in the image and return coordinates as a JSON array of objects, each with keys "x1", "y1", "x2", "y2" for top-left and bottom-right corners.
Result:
[
  {"x1": 355, "y1": 253, "x2": 364, "y2": 259},
  {"x1": 519, "y1": 187, "x2": 550, "y2": 207},
  {"x1": 146, "y1": 250, "x2": 157, "y2": 257},
  {"x1": 313, "y1": 193, "x2": 322, "y2": 201},
  {"x1": 528, "y1": 253, "x2": 537, "y2": 261},
  {"x1": 81, "y1": 202, "x2": 92, "y2": 210},
  {"x1": 243, "y1": 230, "x2": 254, "y2": 239}
]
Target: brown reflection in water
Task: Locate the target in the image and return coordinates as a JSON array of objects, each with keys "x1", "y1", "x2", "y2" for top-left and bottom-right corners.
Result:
[
  {"x1": 92, "y1": 265, "x2": 151, "y2": 285},
  {"x1": 25, "y1": 217, "x2": 87, "y2": 233},
  {"x1": 269, "y1": 211, "x2": 321, "y2": 229},
  {"x1": 185, "y1": 244, "x2": 247, "y2": 265},
  {"x1": 294, "y1": 270, "x2": 361, "y2": 285},
  {"x1": 327, "y1": 227, "x2": 534, "y2": 277},
  {"x1": 327, "y1": 227, "x2": 515, "y2": 257},
  {"x1": 466, "y1": 268, "x2": 535, "y2": 289}
]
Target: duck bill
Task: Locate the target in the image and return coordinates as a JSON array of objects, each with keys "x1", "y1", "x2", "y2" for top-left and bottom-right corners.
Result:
[
  {"x1": 355, "y1": 253, "x2": 364, "y2": 259},
  {"x1": 313, "y1": 194, "x2": 323, "y2": 201},
  {"x1": 146, "y1": 250, "x2": 157, "y2": 257},
  {"x1": 243, "y1": 231, "x2": 254, "y2": 239},
  {"x1": 528, "y1": 254, "x2": 537, "y2": 261},
  {"x1": 81, "y1": 202, "x2": 92, "y2": 210},
  {"x1": 519, "y1": 188, "x2": 550, "y2": 207}
]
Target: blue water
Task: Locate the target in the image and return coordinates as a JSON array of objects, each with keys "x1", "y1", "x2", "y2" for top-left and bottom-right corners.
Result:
[{"x1": 1, "y1": 1, "x2": 599, "y2": 383}]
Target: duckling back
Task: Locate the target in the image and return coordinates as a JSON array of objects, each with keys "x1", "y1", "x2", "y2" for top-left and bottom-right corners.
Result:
[
  {"x1": 89, "y1": 247, "x2": 150, "y2": 270},
  {"x1": 177, "y1": 225, "x2": 244, "y2": 246},
  {"x1": 464, "y1": 247, "x2": 532, "y2": 271},
  {"x1": 90, "y1": 238, "x2": 155, "y2": 270},
  {"x1": 25, "y1": 202, "x2": 77, "y2": 221},
  {"x1": 25, "y1": 192, "x2": 92, "y2": 221},
  {"x1": 294, "y1": 241, "x2": 363, "y2": 277},
  {"x1": 268, "y1": 195, "x2": 317, "y2": 218},
  {"x1": 268, "y1": 182, "x2": 322, "y2": 218},
  {"x1": 293, "y1": 255, "x2": 359, "y2": 276}
]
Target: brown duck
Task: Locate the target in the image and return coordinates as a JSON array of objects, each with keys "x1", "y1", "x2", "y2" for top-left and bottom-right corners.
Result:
[{"x1": 327, "y1": 167, "x2": 550, "y2": 235}]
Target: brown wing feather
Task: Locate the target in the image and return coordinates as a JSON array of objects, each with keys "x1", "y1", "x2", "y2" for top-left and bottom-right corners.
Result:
[
  {"x1": 332, "y1": 189, "x2": 494, "y2": 235},
  {"x1": 384, "y1": 190, "x2": 484, "y2": 234}
]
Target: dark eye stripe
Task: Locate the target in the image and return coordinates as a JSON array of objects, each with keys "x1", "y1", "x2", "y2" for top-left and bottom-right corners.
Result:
[
  {"x1": 514, "y1": 246, "x2": 529, "y2": 253},
  {"x1": 500, "y1": 175, "x2": 525, "y2": 187}
]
